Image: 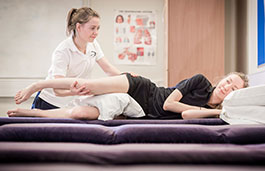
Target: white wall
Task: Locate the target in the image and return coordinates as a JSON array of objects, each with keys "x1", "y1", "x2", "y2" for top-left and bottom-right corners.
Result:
[{"x1": 0, "y1": 0, "x2": 84, "y2": 97}]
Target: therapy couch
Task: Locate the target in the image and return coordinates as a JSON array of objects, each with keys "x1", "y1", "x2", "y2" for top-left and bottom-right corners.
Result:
[{"x1": 0, "y1": 117, "x2": 265, "y2": 170}]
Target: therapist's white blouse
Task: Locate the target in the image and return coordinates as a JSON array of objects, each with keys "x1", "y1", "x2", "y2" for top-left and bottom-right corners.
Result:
[{"x1": 39, "y1": 36, "x2": 104, "y2": 107}]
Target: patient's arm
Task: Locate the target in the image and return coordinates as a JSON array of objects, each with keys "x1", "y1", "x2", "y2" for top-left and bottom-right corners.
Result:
[
  {"x1": 163, "y1": 89, "x2": 201, "y2": 113},
  {"x1": 163, "y1": 89, "x2": 221, "y2": 119},
  {"x1": 181, "y1": 108, "x2": 221, "y2": 119}
]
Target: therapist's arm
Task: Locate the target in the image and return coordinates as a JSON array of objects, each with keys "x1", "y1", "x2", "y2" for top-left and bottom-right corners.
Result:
[{"x1": 97, "y1": 57, "x2": 121, "y2": 76}]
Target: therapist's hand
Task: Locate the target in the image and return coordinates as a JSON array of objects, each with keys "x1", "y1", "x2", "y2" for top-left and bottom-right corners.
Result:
[{"x1": 70, "y1": 81, "x2": 91, "y2": 96}]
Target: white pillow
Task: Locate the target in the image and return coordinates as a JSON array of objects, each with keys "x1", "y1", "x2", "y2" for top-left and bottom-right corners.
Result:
[
  {"x1": 222, "y1": 84, "x2": 265, "y2": 106},
  {"x1": 221, "y1": 105, "x2": 265, "y2": 124},
  {"x1": 220, "y1": 84, "x2": 265, "y2": 125}
]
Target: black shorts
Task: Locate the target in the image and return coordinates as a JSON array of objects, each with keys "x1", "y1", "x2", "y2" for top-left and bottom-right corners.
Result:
[
  {"x1": 125, "y1": 73, "x2": 154, "y2": 114},
  {"x1": 32, "y1": 96, "x2": 59, "y2": 110}
]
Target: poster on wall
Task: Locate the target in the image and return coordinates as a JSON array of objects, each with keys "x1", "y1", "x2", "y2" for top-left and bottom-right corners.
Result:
[
  {"x1": 258, "y1": 0, "x2": 265, "y2": 66},
  {"x1": 113, "y1": 10, "x2": 157, "y2": 65}
]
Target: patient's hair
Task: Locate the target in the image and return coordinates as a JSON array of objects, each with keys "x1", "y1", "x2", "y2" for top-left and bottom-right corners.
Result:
[
  {"x1": 227, "y1": 72, "x2": 249, "y2": 88},
  {"x1": 213, "y1": 72, "x2": 249, "y2": 88},
  {"x1": 66, "y1": 7, "x2": 100, "y2": 36}
]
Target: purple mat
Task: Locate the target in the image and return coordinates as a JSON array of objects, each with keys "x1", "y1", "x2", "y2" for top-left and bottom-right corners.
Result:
[
  {"x1": 1, "y1": 164, "x2": 265, "y2": 171},
  {"x1": 0, "y1": 123, "x2": 264, "y2": 144},
  {"x1": 0, "y1": 142, "x2": 265, "y2": 165},
  {"x1": 0, "y1": 117, "x2": 227, "y2": 126}
]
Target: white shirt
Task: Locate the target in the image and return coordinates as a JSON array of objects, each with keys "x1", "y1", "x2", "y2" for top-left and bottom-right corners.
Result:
[{"x1": 39, "y1": 36, "x2": 104, "y2": 107}]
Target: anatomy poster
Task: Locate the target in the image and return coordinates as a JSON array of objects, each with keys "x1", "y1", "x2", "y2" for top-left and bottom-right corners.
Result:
[{"x1": 114, "y1": 10, "x2": 157, "y2": 65}]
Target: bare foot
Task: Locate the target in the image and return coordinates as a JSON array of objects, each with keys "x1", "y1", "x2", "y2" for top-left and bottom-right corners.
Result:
[
  {"x1": 14, "y1": 83, "x2": 38, "y2": 104},
  {"x1": 7, "y1": 108, "x2": 34, "y2": 117}
]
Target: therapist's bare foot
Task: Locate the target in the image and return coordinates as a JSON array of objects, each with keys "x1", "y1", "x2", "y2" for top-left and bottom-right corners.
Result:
[
  {"x1": 7, "y1": 108, "x2": 33, "y2": 117},
  {"x1": 14, "y1": 83, "x2": 38, "y2": 104}
]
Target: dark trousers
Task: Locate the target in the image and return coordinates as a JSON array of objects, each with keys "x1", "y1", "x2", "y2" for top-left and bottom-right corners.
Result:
[{"x1": 31, "y1": 91, "x2": 59, "y2": 110}]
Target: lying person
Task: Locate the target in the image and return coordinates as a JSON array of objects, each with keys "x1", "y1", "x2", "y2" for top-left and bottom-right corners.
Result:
[{"x1": 9, "y1": 72, "x2": 248, "y2": 120}]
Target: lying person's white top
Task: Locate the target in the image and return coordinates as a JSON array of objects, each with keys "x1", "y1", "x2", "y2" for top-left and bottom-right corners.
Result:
[
  {"x1": 66, "y1": 93, "x2": 145, "y2": 121},
  {"x1": 220, "y1": 84, "x2": 265, "y2": 125}
]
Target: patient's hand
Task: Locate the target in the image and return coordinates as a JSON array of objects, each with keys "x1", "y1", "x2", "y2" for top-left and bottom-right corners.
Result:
[{"x1": 70, "y1": 81, "x2": 91, "y2": 96}]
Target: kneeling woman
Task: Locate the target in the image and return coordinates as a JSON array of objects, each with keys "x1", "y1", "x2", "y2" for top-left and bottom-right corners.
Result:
[{"x1": 10, "y1": 72, "x2": 248, "y2": 120}]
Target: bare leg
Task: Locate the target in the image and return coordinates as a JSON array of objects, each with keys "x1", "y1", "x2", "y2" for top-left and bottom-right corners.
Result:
[
  {"x1": 77, "y1": 74, "x2": 129, "y2": 95},
  {"x1": 7, "y1": 106, "x2": 100, "y2": 120},
  {"x1": 15, "y1": 75, "x2": 129, "y2": 104}
]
